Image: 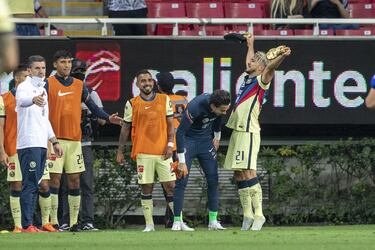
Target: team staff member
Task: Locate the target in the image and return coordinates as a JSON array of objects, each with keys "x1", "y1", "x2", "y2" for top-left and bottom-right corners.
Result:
[
  {"x1": 173, "y1": 90, "x2": 231, "y2": 231},
  {"x1": 46, "y1": 50, "x2": 122, "y2": 231},
  {"x1": 16, "y1": 56, "x2": 63, "y2": 232},
  {"x1": 116, "y1": 69, "x2": 176, "y2": 232},
  {"x1": 0, "y1": 63, "x2": 58, "y2": 232}
]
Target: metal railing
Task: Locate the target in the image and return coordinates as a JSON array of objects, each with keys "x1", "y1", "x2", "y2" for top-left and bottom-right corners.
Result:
[{"x1": 12, "y1": 17, "x2": 375, "y2": 36}]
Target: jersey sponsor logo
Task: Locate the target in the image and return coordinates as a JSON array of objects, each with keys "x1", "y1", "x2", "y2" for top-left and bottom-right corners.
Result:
[
  {"x1": 58, "y1": 90, "x2": 74, "y2": 97},
  {"x1": 8, "y1": 162, "x2": 15, "y2": 170},
  {"x1": 137, "y1": 165, "x2": 144, "y2": 180},
  {"x1": 145, "y1": 106, "x2": 151, "y2": 110}
]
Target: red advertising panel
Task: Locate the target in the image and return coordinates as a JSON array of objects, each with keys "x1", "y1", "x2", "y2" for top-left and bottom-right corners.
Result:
[{"x1": 76, "y1": 42, "x2": 121, "y2": 101}]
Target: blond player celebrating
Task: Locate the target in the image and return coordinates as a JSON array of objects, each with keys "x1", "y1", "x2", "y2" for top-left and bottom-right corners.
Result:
[{"x1": 224, "y1": 33, "x2": 291, "y2": 231}]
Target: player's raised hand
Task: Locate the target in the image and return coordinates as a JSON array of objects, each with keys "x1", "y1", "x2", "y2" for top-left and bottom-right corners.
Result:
[
  {"x1": 0, "y1": 152, "x2": 9, "y2": 167},
  {"x1": 116, "y1": 150, "x2": 125, "y2": 166},
  {"x1": 281, "y1": 47, "x2": 291, "y2": 57},
  {"x1": 32, "y1": 92, "x2": 46, "y2": 107},
  {"x1": 108, "y1": 113, "x2": 123, "y2": 125},
  {"x1": 245, "y1": 32, "x2": 254, "y2": 47}
]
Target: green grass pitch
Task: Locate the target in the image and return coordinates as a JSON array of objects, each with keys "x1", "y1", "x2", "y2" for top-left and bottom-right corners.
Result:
[{"x1": 1, "y1": 225, "x2": 374, "y2": 250}]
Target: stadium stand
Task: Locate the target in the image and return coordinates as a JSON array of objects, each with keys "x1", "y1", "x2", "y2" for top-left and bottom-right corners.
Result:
[{"x1": 22, "y1": 0, "x2": 375, "y2": 37}]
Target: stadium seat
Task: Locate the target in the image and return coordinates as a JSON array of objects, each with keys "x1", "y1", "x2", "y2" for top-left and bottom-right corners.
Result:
[
  {"x1": 148, "y1": 2, "x2": 187, "y2": 35},
  {"x1": 294, "y1": 29, "x2": 314, "y2": 36},
  {"x1": 349, "y1": 3, "x2": 375, "y2": 18},
  {"x1": 186, "y1": 2, "x2": 225, "y2": 35},
  {"x1": 251, "y1": 0, "x2": 271, "y2": 17},
  {"x1": 224, "y1": 2, "x2": 265, "y2": 31},
  {"x1": 318, "y1": 29, "x2": 335, "y2": 36},
  {"x1": 348, "y1": 0, "x2": 372, "y2": 3},
  {"x1": 179, "y1": 29, "x2": 200, "y2": 36},
  {"x1": 254, "y1": 29, "x2": 294, "y2": 36},
  {"x1": 335, "y1": 28, "x2": 373, "y2": 36}
]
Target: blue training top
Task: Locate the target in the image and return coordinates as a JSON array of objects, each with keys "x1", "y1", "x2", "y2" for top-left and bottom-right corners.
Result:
[{"x1": 176, "y1": 93, "x2": 221, "y2": 153}]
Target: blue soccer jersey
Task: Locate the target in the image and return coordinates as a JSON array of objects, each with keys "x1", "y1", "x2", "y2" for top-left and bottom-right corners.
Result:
[{"x1": 176, "y1": 93, "x2": 221, "y2": 153}]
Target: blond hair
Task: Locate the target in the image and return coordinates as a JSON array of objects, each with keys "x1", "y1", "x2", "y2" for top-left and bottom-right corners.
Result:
[
  {"x1": 254, "y1": 51, "x2": 270, "y2": 67},
  {"x1": 271, "y1": 0, "x2": 298, "y2": 18}
]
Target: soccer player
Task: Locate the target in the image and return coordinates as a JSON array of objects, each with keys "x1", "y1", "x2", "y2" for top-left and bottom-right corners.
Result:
[
  {"x1": 59, "y1": 58, "x2": 104, "y2": 231},
  {"x1": 173, "y1": 89, "x2": 231, "y2": 231},
  {"x1": 116, "y1": 69, "x2": 176, "y2": 232},
  {"x1": 45, "y1": 50, "x2": 122, "y2": 231},
  {"x1": 224, "y1": 34, "x2": 291, "y2": 231},
  {"x1": 155, "y1": 71, "x2": 188, "y2": 228},
  {"x1": 0, "y1": 0, "x2": 18, "y2": 74},
  {"x1": 16, "y1": 57, "x2": 64, "y2": 232}
]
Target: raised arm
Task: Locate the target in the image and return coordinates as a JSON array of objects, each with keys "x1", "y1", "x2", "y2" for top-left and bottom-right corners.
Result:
[
  {"x1": 262, "y1": 46, "x2": 292, "y2": 84},
  {"x1": 245, "y1": 34, "x2": 255, "y2": 69}
]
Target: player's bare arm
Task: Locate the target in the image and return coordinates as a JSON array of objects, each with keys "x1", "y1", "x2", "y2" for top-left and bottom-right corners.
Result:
[
  {"x1": 116, "y1": 122, "x2": 131, "y2": 165},
  {"x1": 164, "y1": 116, "x2": 174, "y2": 160},
  {"x1": 0, "y1": 118, "x2": 9, "y2": 166},
  {"x1": 262, "y1": 46, "x2": 292, "y2": 84},
  {"x1": 245, "y1": 33, "x2": 255, "y2": 68}
]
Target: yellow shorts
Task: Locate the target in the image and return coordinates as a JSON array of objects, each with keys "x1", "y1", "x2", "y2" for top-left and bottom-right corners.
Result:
[
  {"x1": 136, "y1": 154, "x2": 176, "y2": 184},
  {"x1": 46, "y1": 139, "x2": 85, "y2": 174},
  {"x1": 7, "y1": 154, "x2": 50, "y2": 182},
  {"x1": 224, "y1": 131, "x2": 260, "y2": 171}
]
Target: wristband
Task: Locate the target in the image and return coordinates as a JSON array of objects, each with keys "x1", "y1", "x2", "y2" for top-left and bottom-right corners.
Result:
[
  {"x1": 167, "y1": 142, "x2": 174, "y2": 148},
  {"x1": 371, "y1": 76, "x2": 375, "y2": 89},
  {"x1": 52, "y1": 141, "x2": 59, "y2": 146},
  {"x1": 214, "y1": 131, "x2": 221, "y2": 140},
  {"x1": 177, "y1": 153, "x2": 185, "y2": 163}
]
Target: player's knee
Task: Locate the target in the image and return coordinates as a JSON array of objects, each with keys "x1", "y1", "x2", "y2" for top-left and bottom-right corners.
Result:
[
  {"x1": 9, "y1": 181, "x2": 22, "y2": 192},
  {"x1": 38, "y1": 180, "x2": 49, "y2": 193},
  {"x1": 49, "y1": 174, "x2": 61, "y2": 188},
  {"x1": 67, "y1": 174, "x2": 80, "y2": 189}
]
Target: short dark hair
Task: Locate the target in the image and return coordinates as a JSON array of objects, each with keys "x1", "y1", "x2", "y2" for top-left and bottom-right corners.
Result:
[
  {"x1": 156, "y1": 72, "x2": 174, "y2": 94},
  {"x1": 27, "y1": 55, "x2": 45, "y2": 68},
  {"x1": 209, "y1": 90, "x2": 231, "y2": 107},
  {"x1": 53, "y1": 50, "x2": 72, "y2": 62},
  {"x1": 14, "y1": 63, "x2": 28, "y2": 76},
  {"x1": 135, "y1": 69, "x2": 151, "y2": 79}
]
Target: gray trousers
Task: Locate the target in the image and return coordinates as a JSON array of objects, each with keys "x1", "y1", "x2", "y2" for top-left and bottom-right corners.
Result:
[{"x1": 59, "y1": 145, "x2": 95, "y2": 225}]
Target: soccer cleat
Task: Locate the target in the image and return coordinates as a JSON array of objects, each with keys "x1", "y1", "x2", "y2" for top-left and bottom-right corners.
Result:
[
  {"x1": 142, "y1": 224, "x2": 155, "y2": 232},
  {"x1": 251, "y1": 216, "x2": 266, "y2": 231},
  {"x1": 69, "y1": 224, "x2": 80, "y2": 232},
  {"x1": 81, "y1": 223, "x2": 99, "y2": 231},
  {"x1": 58, "y1": 224, "x2": 70, "y2": 231},
  {"x1": 208, "y1": 221, "x2": 226, "y2": 230},
  {"x1": 23, "y1": 225, "x2": 44, "y2": 233},
  {"x1": 12, "y1": 226, "x2": 23, "y2": 233},
  {"x1": 241, "y1": 217, "x2": 254, "y2": 231},
  {"x1": 42, "y1": 223, "x2": 59, "y2": 232},
  {"x1": 171, "y1": 221, "x2": 194, "y2": 231}
]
